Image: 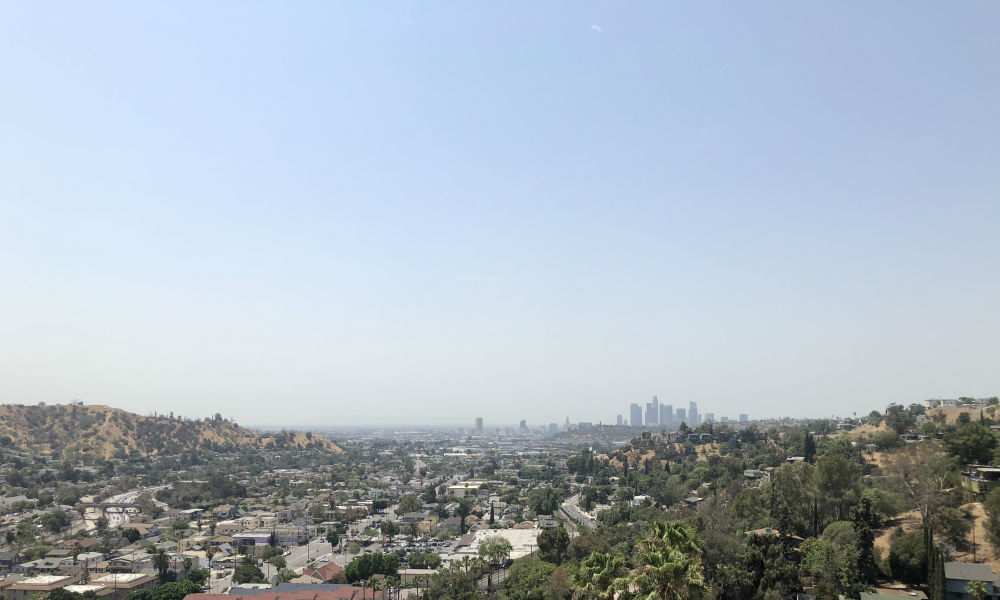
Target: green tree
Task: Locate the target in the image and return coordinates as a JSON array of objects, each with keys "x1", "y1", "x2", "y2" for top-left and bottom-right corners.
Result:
[
  {"x1": 888, "y1": 530, "x2": 926, "y2": 585},
  {"x1": 123, "y1": 528, "x2": 142, "y2": 544},
  {"x1": 537, "y1": 527, "x2": 570, "y2": 564},
  {"x1": 40, "y1": 510, "x2": 71, "y2": 532},
  {"x1": 528, "y1": 488, "x2": 561, "y2": 516},
  {"x1": 380, "y1": 520, "x2": 400, "y2": 543},
  {"x1": 930, "y1": 506, "x2": 971, "y2": 550},
  {"x1": 232, "y1": 555, "x2": 266, "y2": 584},
  {"x1": 966, "y1": 579, "x2": 989, "y2": 600},
  {"x1": 872, "y1": 430, "x2": 902, "y2": 450},
  {"x1": 344, "y1": 552, "x2": 399, "y2": 583},
  {"x1": 480, "y1": 536, "x2": 513, "y2": 568},
  {"x1": 799, "y1": 538, "x2": 860, "y2": 598},
  {"x1": 881, "y1": 443, "x2": 957, "y2": 528},
  {"x1": 152, "y1": 549, "x2": 172, "y2": 583},
  {"x1": 398, "y1": 494, "x2": 423, "y2": 514},
  {"x1": 574, "y1": 552, "x2": 627, "y2": 600},
  {"x1": 424, "y1": 562, "x2": 481, "y2": 600},
  {"x1": 502, "y1": 555, "x2": 555, "y2": 600},
  {"x1": 984, "y1": 488, "x2": 1000, "y2": 552},
  {"x1": 454, "y1": 497, "x2": 474, "y2": 535},
  {"x1": 944, "y1": 423, "x2": 997, "y2": 465},
  {"x1": 186, "y1": 568, "x2": 209, "y2": 586},
  {"x1": 408, "y1": 551, "x2": 442, "y2": 569},
  {"x1": 405, "y1": 523, "x2": 420, "y2": 539},
  {"x1": 803, "y1": 433, "x2": 816, "y2": 463},
  {"x1": 739, "y1": 534, "x2": 801, "y2": 600},
  {"x1": 150, "y1": 580, "x2": 200, "y2": 600},
  {"x1": 815, "y1": 453, "x2": 860, "y2": 522},
  {"x1": 278, "y1": 568, "x2": 297, "y2": 583},
  {"x1": 851, "y1": 496, "x2": 878, "y2": 586}
]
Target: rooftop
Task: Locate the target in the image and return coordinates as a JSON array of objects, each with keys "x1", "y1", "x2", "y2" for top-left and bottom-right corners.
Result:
[
  {"x1": 94, "y1": 573, "x2": 150, "y2": 584},
  {"x1": 944, "y1": 561, "x2": 995, "y2": 582},
  {"x1": 64, "y1": 585, "x2": 107, "y2": 594},
  {"x1": 16, "y1": 575, "x2": 73, "y2": 586}
]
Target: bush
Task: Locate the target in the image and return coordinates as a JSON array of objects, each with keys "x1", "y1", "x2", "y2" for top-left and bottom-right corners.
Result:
[
  {"x1": 888, "y1": 530, "x2": 926, "y2": 585},
  {"x1": 872, "y1": 430, "x2": 902, "y2": 450}
]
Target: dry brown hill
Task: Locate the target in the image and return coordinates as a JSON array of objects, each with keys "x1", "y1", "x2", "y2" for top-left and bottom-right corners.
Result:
[{"x1": 0, "y1": 403, "x2": 341, "y2": 459}]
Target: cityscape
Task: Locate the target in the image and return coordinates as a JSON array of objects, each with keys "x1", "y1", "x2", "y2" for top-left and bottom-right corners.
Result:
[
  {"x1": 3, "y1": 4, "x2": 998, "y2": 600},
  {"x1": 472, "y1": 397, "x2": 749, "y2": 436}
]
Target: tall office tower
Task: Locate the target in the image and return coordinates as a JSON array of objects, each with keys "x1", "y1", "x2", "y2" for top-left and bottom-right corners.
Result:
[
  {"x1": 661, "y1": 404, "x2": 674, "y2": 428},
  {"x1": 616, "y1": 414, "x2": 623, "y2": 426},
  {"x1": 519, "y1": 419, "x2": 527, "y2": 433},
  {"x1": 630, "y1": 403, "x2": 643, "y2": 427},
  {"x1": 739, "y1": 414, "x2": 749, "y2": 422},
  {"x1": 564, "y1": 417, "x2": 571, "y2": 430},
  {"x1": 645, "y1": 402, "x2": 658, "y2": 427},
  {"x1": 549, "y1": 423, "x2": 558, "y2": 433},
  {"x1": 475, "y1": 417, "x2": 483, "y2": 432},
  {"x1": 689, "y1": 401, "x2": 699, "y2": 427},
  {"x1": 651, "y1": 396, "x2": 660, "y2": 425},
  {"x1": 704, "y1": 413, "x2": 715, "y2": 423},
  {"x1": 676, "y1": 408, "x2": 687, "y2": 424},
  {"x1": 721, "y1": 416, "x2": 730, "y2": 423}
]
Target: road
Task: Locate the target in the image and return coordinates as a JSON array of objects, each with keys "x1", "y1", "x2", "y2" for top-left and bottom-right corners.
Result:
[
  {"x1": 86, "y1": 486, "x2": 170, "y2": 531},
  {"x1": 560, "y1": 494, "x2": 598, "y2": 532}
]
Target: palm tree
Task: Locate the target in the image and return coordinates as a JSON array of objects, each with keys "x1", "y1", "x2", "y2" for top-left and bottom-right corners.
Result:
[
  {"x1": 646, "y1": 522, "x2": 703, "y2": 556},
  {"x1": 574, "y1": 552, "x2": 627, "y2": 600},
  {"x1": 152, "y1": 548, "x2": 170, "y2": 583},
  {"x1": 966, "y1": 580, "x2": 989, "y2": 600},
  {"x1": 405, "y1": 523, "x2": 420, "y2": 539},
  {"x1": 632, "y1": 546, "x2": 706, "y2": 600}
]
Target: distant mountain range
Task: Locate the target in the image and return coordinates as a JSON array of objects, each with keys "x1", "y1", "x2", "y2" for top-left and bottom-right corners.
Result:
[{"x1": 0, "y1": 403, "x2": 342, "y2": 459}]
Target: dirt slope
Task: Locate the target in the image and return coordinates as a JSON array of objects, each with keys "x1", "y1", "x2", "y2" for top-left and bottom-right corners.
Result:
[{"x1": 0, "y1": 403, "x2": 341, "y2": 459}]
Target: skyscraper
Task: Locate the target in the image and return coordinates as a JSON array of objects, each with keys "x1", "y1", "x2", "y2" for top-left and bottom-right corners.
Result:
[
  {"x1": 616, "y1": 414, "x2": 623, "y2": 426},
  {"x1": 676, "y1": 408, "x2": 687, "y2": 424},
  {"x1": 689, "y1": 401, "x2": 699, "y2": 427},
  {"x1": 630, "y1": 403, "x2": 642, "y2": 428},
  {"x1": 651, "y1": 396, "x2": 659, "y2": 426},
  {"x1": 739, "y1": 414, "x2": 749, "y2": 422},
  {"x1": 519, "y1": 419, "x2": 527, "y2": 433},
  {"x1": 645, "y1": 400, "x2": 658, "y2": 427},
  {"x1": 704, "y1": 413, "x2": 715, "y2": 423},
  {"x1": 660, "y1": 404, "x2": 673, "y2": 428},
  {"x1": 475, "y1": 417, "x2": 483, "y2": 432}
]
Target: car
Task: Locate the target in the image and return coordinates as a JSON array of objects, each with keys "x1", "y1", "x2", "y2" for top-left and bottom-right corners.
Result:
[
  {"x1": 320, "y1": 557, "x2": 330, "y2": 562},
  {"x1": 282, "y1": 551, "x2": 291, "y2": 557},
  {"x1": 203, "y1": 585, "x2": 211, "y2": 591}
]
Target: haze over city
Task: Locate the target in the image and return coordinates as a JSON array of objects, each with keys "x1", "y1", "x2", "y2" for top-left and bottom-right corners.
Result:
[{"x1": 2, "y1": 3, "x2": 998, "y2": 426}]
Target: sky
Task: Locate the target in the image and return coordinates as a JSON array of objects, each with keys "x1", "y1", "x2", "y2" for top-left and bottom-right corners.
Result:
[{"x1": 1, "y1": 3, "x2": 999, "y2": 427}]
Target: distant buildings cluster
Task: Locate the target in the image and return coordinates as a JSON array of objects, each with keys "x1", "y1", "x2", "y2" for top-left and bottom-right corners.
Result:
[
  {"x1": 472, "y1": 395, "x2": 750, "y2": 437},
  {"x1": 619, "y1": 397, "x2": 747, "y2": 429}
]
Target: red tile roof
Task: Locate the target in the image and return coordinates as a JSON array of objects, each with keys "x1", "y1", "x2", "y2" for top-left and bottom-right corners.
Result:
[{"x1": 301, "y1": 563, "x2": 344, "y2": 583}]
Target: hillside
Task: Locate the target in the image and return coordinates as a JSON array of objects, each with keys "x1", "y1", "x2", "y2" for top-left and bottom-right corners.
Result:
[{"x1": 0, "y1": 403, "x2": 342, "y2": 459}]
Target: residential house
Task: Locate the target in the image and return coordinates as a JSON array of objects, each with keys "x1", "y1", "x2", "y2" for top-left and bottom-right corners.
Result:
[
  {"x1": 0, "y1": 551, "x2": 22, "y2": 574},
  {"x1": 300, "y1": 562, "x2": 345, "y2": 583},
  {"x1": 944, "y1": 562, "x2": 999, "y2": 600},
  {"x1": 7, "y1": 574, "x2": 80, "y2": 600},
  {"x1": 91, "y1": 573, "x2": 157, "y2": 600}
]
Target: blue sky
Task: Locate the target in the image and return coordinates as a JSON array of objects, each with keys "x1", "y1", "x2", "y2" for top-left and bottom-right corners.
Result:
[{"x1": 1, "y1": 3, "x2": 998, "y2": 426}]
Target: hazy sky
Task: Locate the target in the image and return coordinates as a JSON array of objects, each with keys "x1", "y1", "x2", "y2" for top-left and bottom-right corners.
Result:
[{"x1": 2, "y1": 3, "x2": 999, "y2": 427}]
